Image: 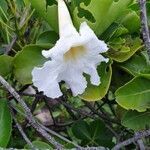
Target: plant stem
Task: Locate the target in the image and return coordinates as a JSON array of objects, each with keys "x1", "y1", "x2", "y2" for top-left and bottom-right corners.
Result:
[
  {"x1": 112, "y1": 130, "x2": 150, "y2": 150},
  {"x1": 139, "y1": 0, "x2": 150, "y2": 59},
  {"x1": 11, "y1": 109, "x2": 36, "y2": 150},
  {"x1": 0, "y1": 75, "x2": 63, "y2": 149}
]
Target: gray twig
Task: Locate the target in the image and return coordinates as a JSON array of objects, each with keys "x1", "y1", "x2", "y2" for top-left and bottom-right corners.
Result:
[
  {"x1": 112, "y1": 130, "x2": 150, "y2": 150},
  {"x1": 84, "y1": 102, "x2": 120, "y2": 142},
  {"x1": 135, "y1": 132, "x2": 145, "y2": 150},
  {"x1": 139, "y1": 0, "x2": 150, "y2": 59},
  {"x1": 0, "y1": 75, "x2": 63, "y2": 149},
  {"x1": 5, "y1": 35, "x2": 17, "y2": 54},
  {"x1": 39, "y1": 123, "x2": 82, "y2": 149},
  {"x1": 10, "y1": 99, "x2": 81, "y2": 149},
  {"x1": 136, "y1": 139, "x2": 145, "y2": 150},
  {"x1": 11, "y1": 109, "x2": 35, "y2": 150}
]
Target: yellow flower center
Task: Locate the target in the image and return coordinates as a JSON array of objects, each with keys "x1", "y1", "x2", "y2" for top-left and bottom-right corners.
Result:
[{"x1": 64, "y1": 46, "x2": 86, "y2": 61}]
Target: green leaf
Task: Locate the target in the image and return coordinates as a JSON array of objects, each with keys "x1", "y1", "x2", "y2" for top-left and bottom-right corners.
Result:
[
  {"x1": 147, "y1": 2, "x2": 150, "y2": 25},
  {"x1": 0, "y1": 0, "x2": 8, "y2": 13},
  {"x1": 72, "y1": 120, "x2": 91, "y2": 140},
  {"x1": 0, "y1": 55, "x2": 13, "y2": 76},
  {"x1": 108, "y1": 37, "x2": 143, "y2": 62},
  {"x1": 122, "y1": 110, "x2": 150, "y2": 130},
  {"x1": 89, "y1": 120, "x2": 113, "y2": 147},
  {"x1": 25, "y1": 141, "x2": 53, "y2": 149},
  {"x1": 100, "y1": 23, "x2": 120, "y2": 41},
  {"x1": 0, "y1": 99, "x2": 12, "y2": 147},
  {"x1": 121, "y1": 10, "x2": 140, "y2": 33},
  {"x1": 23, "y1": 0, "x2": 30, "y2": 6},
  {"x1": 116, "y1": 106, "x2": 127, "y2": 120},
  {"x1": 72, "y1": 120, "x2": 113, "y2": 147},
  {"x1": 120, "y1": 52, "x2": 150, "y2": 79},
  {"x1": 36, "y1": 30, "x2": 58, "y2": 48},
  {"x1": 115, "y1": 77, "x2": 150, "y2": 112},
  {"x1": 30, "y1": 0, "x2": 58, "y2": 32},
  {"x1": 80, "y1": 61, "x2": 112, "y2": 101},
  {"x1": 13, "y1": 45, "x2": 46, "y2": 85},
  {"x1": 72, "y1": 0, "x2": 133, "y2": 35},
  {"x1": 111, "y1": 26, "x2": 129, "y2": 38},
  {"x1": 111, "y1": 66, "x2": 133, "y2": 91}
]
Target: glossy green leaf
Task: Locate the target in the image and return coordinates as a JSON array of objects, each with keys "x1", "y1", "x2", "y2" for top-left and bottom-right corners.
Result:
[
  {"x1": 25, "y1": 141, "x2": 53, "y2": 149},
  {"x1": 111, "y1": 66, "x2": 133, "y2": 91},
  {"x1": 0, "y1": 55, "x2": 13, "y2": 76},
  {"x1": 72, "y1": 0, "x2": 133, "y2": 35},
  {"x1": 36, "y1": 31, "x2": 58, "y2": 48},
  {"x1": 72, "y1": 120, "x2": 113, "y2": 147},
  {"x1": 108, "y1": 37, "x2": 143, "y2": 62},
  {"x1": 0, "y1": 99, "x2": 12, "y2": 147},
  {"x1": 120, "y1": 52, "x2": 150, "y2": 79},
  {"x1": 111, "y1": 26, "x2": 129, "y2": 38},
  {"x1": 89, "y1": 120, "x2": 113, "y2": 147},
  {"x1": 72, "y1": 120, "x2": 91, "y2": 140},
  {"x1": 101, "y1": 23, "x2": 129, "y2": 42},
  {"x1": 100, "y1": 23, "x2": 121, "y2": 41},
  {"x1": 115, "y1": 77, "x2": 150, "y2": 112},
  {"x1": 121, "y1": 10, "x2": 140, "y2": 33},
  {"x1": 122, "y1": 110, "x2": 150, "y2": 130},
  {"x1": 129, "y1": 2, "x2": 150, "y2": 25},
  {"x1": 115, "y1": 106, "x2": 127, "y2": 120},
  {"x1": 80, "y1": 61, "x2": 112, "y2": 101},
  {"x1": 13, "y1": 45, "x2": 46, "y2": 85},
  {"x1": 30, "y1": 0, "x2": 58, "y2": 32}
]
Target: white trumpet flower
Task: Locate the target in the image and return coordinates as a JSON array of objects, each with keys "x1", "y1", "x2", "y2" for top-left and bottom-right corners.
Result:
[{"x1": 32, "y1": 0, "x2": 109, "y2": 98}]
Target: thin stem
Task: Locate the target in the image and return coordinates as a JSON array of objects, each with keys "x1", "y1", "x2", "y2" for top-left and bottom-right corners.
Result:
[
  {"x1": 39, "y1": 123, "x2": 82, "y2": 149},
  {"x1": 139, "y1": 0, "x2": 150, "y2": 59},
  {"x1": 44, "y1": 98, "x2": 57, "y2": 126},
  {"x1": 84, "y1": 102, "x2": 120, "y2": 125},
  {"x1": 11, "y1": 109, "x2": 35, "y2": 150},
  {"x1": 9, "y1": 97, "x2": 81, "y2": 149},
  {"x1": 0, "y1": 75, "x2": 63, "y2": 149},
  {"x1": 135, "y1": 132, "x2": 145, "y2": 150},
  {"x1": 112, "y1": 130, "x2": 150, "y2": 150},
  {"x1": 5, "y1": 35, "x2": 17, "y2": 54}
]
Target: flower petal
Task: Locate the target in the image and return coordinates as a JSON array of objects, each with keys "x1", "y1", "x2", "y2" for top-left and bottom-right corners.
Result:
[
  {"x1": 42, "y1": 38, "x2": 70, "y2": 59},
  {"x1": 58, "y1": 0, "x2": 79, "y2": 38},
  {"x1": 60, "y1": 67, "x2": 87, "y2": 96},
  {"x1": 82, "y1": 55, "x2": 108, "y2": 85},
  {"x1": 80, "y1": 22, "x2": 108, "y2": 53},
  {"x1": 42, "y1": 35, "x2": 84, "y2": 59},
  {"x1": 32, "y1": 61, "x2": 63, "y2": 98},
  {"x1": 84, "y1": 65, "x2": 100, "y2": 86}
]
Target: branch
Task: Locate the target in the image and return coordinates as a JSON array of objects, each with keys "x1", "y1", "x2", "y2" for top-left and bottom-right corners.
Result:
[
  {"x1": 21, "y1": 93, "x2": 121, "y2": 130},
  {"x1": 135, "y1": 133, "x2": 145, "y2": 150},
  {"x1": 139, "y1": 0, "x2": 150, "y2": 59},
  {"x1": 112, "y1": 129, "x2": 150, "y2": 150},
  {"x1": 10, "y1": 98, "x2": 82, "y2": 149},
  {"x1": 39, "y1": 123, "x2": 82, "y2": 149},
  {"x1": 5, "y1": 35, "x2": 17, "y2": 54},
  {"x1": 84, "y1": 102, "x2": 120, "y2": 141},
  {"x1": 0, "y1": 75, "x2": 63, "y2": 149},
  {"x1": 11, "y1": 110, "x2": 35, "y2": 149},
  {"x1": 84, "y1": 102, "x2": 119, "y2": 125}
]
